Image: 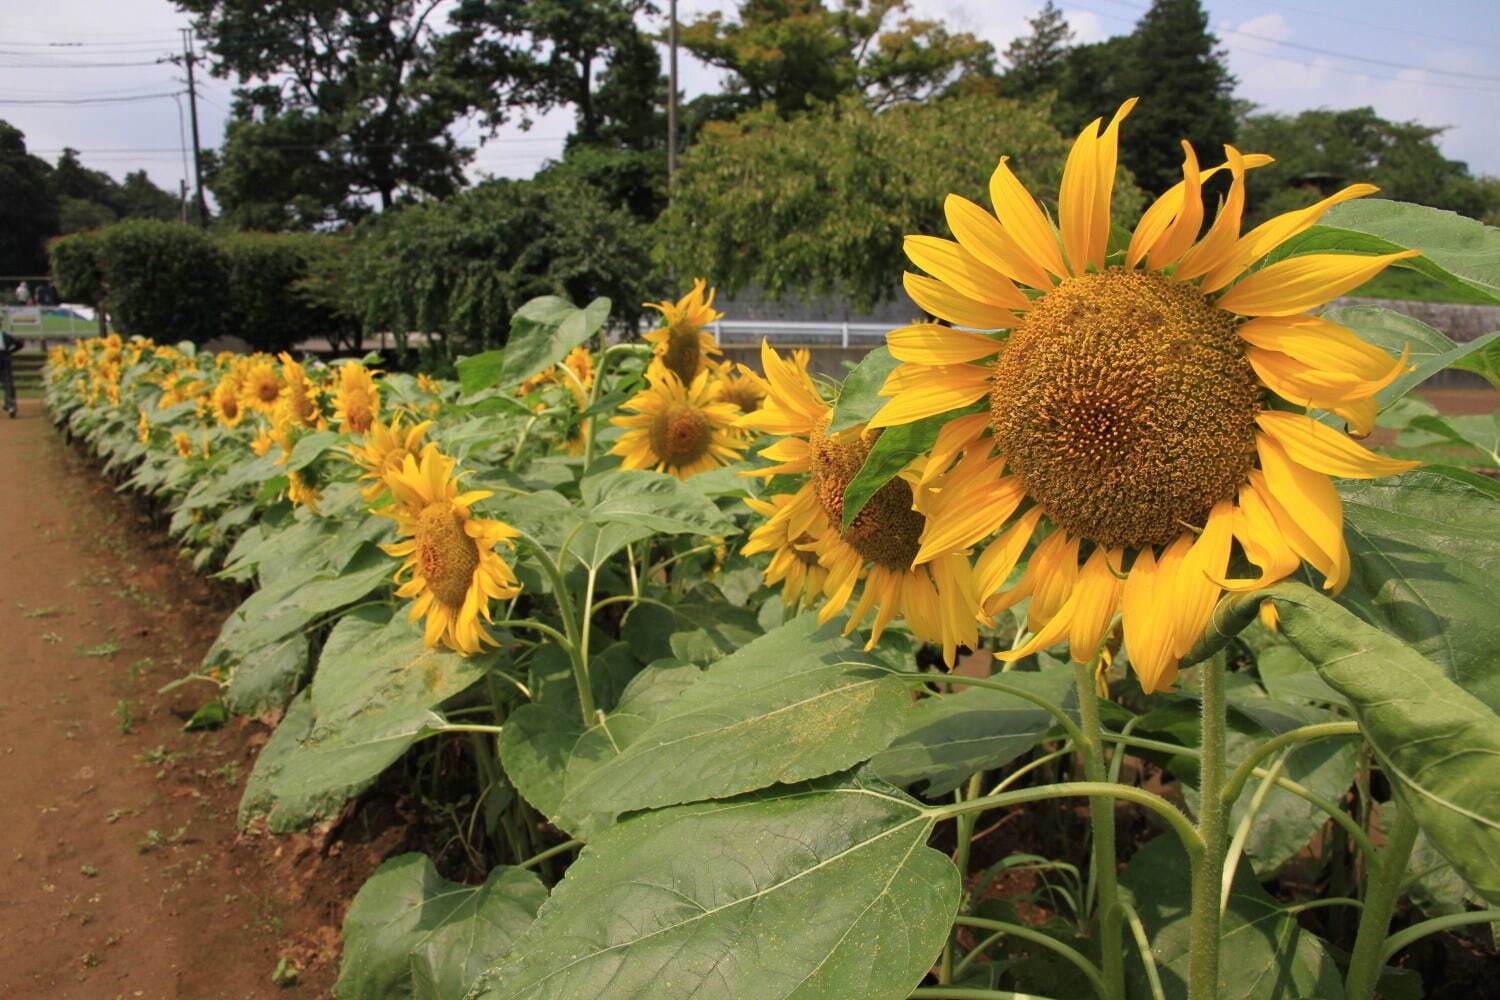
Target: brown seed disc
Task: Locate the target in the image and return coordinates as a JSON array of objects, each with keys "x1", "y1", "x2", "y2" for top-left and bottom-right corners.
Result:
[
  {"x1": 417, "y1": 503, "x2": 480, "y2": 608},
  {"x1": 809, "y1": 425, "x2": 925, "y2": 571}
]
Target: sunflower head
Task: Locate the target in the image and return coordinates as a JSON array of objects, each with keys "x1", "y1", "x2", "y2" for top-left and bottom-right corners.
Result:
[
  {"x1": 334, "y1": 361, "x2": 380, "y2": 434},
  {"x1": 287, "y1": 469, "x2": 322, "y2": 514},
  {"x1": 241, "y1": 360, "x2": 284, "y2": 415},
  {"x1": 611, "y1": 368, "x2": 747, "y2": 479},
  {"x1": 809, "y1": 425, "x2": 924, "y2": 573},
  {"x1": 347, "y1": 415, "x2": 434, "y2": 501},
  {"x1": 172, "y1": 431, "x2": 194, "y2": 459},
  {"x1": 278, "y1": 353, "x2": 324, "y2": 427},
  {"x1": 872, "y1": 97, "x2": 1421, "y2": 692},
  {"x1": 212, "y1": 374, "x2": 246, "y2": 428},
  {"x1": 717, "y1": 362, "x2": 769, "y2": 415},
  {"x1": 376, "y1": 444, "x2": 522, "y2": 655},
  {"x1": 136, "y1": 409, "x2": 150, "y2": 445},
  {"x1": 643, "y1": 278, "x2": 724, "y2": 384}
]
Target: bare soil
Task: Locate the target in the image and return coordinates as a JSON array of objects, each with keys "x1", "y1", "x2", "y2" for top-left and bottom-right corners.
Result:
[{"x1": 0, "y1": 398, "x2": 399, "y2": 999}]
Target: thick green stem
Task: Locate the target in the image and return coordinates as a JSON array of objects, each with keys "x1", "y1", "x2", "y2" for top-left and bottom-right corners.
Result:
[
  {"x1": 1382, "y1": 910, "x2": 1500, "y2": 963},
  {"x1": 1344, "y1": 804, "x2": 1420, "y2": 1000},
  {"x1": 1073, "y1": 659, "x2": 1124, "y2": 1000},
  {"x1": 941, "y1": 773, "x2": 985, "y2": 984},
  {"x1": 1187, "y1": 656, "x2": 1228, "y2": 1000}
]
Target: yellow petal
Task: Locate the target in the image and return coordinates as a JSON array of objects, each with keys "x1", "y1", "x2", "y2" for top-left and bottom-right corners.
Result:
[
  {"x1": 918, "y1": 413, "x2": 991, "y2": 487},
  {"x1": 886, "y1": 322, "x2": 1004, "y2": 365},
  {"x1": 1128, "y1": 141, "x2": 1199, "y2": 270},
  {"x1": 1026, "y1": 532, "x2": 1081, "y2": 631},
  {"x1": 869, "y1": 364, "x2": 990, "y2": 429},
  {"x1": 1236, "y1": 315, "x2": 1404, "y2": 383},
  {"x1": 1068, "y1": 547, "x2": 1124, "y2": 664},
  {"x1": 997, "y1": 586, "x2": 1078, "y2": 662},
  {"x1": 903, "y1": 272, "x2": 1015, "y2": 330},
  {"x1": 989, "y1": 155, "x2": 1068, "y2": 280},
  {"x1": 944, "y1": 194, "x2": 1053, "y2": 290},
  {"x1": 1217, "y1": 251, "x2": 1421, "y2": 316},
  {"x1": 1217, "y1": 483, "x2": 1301, "y2": 591},
  {"x1": 1256, "y1": 410, "x2": 1421, "y2": 479},
  {"x1": 1169, "y1": 501, "x2": 1233, "y2": 657},
  {"x1": 1202, "y1": 183, "x2": 1380, "y2": 293},
  {"x1": 914, "y1": 474, "x2": 1026, "y2": 565},
  {"x1": 1060, "y1": 99, "x2": 1135, "y2": 276},
  {"x1": 1122, "y1": 546, "x2": 1179, "y2": 694},
  {"x1": 975, "y1": 507, "x2": 1042, "y2": 603},
  {"x1": 1175, "y1": 146, "x2": 1248, "y2": 282},
  {"x1": 905, "y1": 236, "x2": 1031, "y2": 311},
  {"x1": 1254, "y1": 437, "x2": 1350, "y2": 591}
]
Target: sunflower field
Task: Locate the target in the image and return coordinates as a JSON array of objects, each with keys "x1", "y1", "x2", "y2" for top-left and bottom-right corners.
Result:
[{"x1": 43, "y1": 105, "x2": 1500, "y2": 1000}]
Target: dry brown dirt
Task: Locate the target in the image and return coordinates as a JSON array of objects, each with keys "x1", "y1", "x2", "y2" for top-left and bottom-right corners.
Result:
[{"x1": 0, "y1": 397, "x2": 398, "y2": 1000}]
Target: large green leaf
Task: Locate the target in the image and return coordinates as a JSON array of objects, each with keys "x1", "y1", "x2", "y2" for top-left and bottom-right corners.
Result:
[
  {"x1": 840, "y1": 412, "x2": 947, "y2": 530},
  {"x1": 1263, "y1": 583, "x2": 1500, "y2": 906},
  {"x1": 1322, "y1": 305, "x2": 1500, "y2": 408},
  {"x1": 334, "y1": 853, "x2": 546, "y2": 1000},
  {"x1": 456, "y1": 349, "x2": 505, "y2": 396},
  {"x1": 498, "y1": 296, "x2": 610, "y2": 387},
  {"x1": 555, "y1": 613, "x2": 915, "y2": 836},
  {"x1": 469, "y1": 775, "x2": 959, "y2": 1000},
  {"x1": 221, "y1": 633, "x2": 309, "y2": 715},
  {"x1": 828, "y1": 345, "x2": 897, "y2": 433},
  {"x1": 568, "y1": 468, "x2": 735, "y2": 569},
  {"x1": 1118, "y1": 835, "x2": 1344, "y2": 1000},
  {"x1": 1322, "y1": 199, "x2": 1500, "y2": 303},
  {"x1": 871, "y1": 665, "x2": 1075, "y2": 796},
  {"x1": 238, "y1": 609, "x2": 489, "y2": 831},
  {"x1": 1338, "y1": 468, "x2": 1500, "y2": 712}
]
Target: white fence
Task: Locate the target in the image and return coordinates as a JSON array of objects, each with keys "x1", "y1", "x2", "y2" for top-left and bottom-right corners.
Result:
[{"x1": 708, "y1": 319, "x2": 894, "y2": 347}]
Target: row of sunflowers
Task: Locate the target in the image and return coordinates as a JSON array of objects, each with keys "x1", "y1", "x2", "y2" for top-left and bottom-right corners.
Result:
[{"x1": 45, "y1": 101, "x2": 1500, "y2": 1000}]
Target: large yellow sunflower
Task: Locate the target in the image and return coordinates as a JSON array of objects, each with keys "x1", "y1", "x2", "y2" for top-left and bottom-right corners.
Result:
[
  {"x1": 333, "y1": 361, "x2": 380, "y2": 434},
  {"x1": 240, "y1": 359, "x2": 285, "y2": 415},
  {"x1": 376, "y1": 444, "x2": 522, "y2": 655},
  {"x1": 740, "y1": 342, "x2": 980, "y2": 664},
  {"x1": 610, "y1": 367, "x2": 746, "y2": 479},
  {"x1": 642, "y1": 278, "x2": 725, "y2": 384},
  {"x1": 871, "y1": 99, "x2": 1420, "y2": 693}
]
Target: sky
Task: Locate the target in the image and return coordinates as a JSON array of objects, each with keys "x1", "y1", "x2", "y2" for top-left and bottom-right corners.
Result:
[{"x1": 2, "y1": 0, "x2": 1497, "y2": 205}]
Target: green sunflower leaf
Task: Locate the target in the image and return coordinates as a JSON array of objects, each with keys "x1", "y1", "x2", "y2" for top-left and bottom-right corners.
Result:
[
  {"x1": 839, "y1": 412, "x2": 945, "y2": 531},
  {"x1": 468, "y1": 774, "x2": 958, "y2": 1000},
  {"x1": 829, "y1": 345, "x2": 898, "y2": 433},
  {"x1": 497, "y1": 295, "x2": 610, "y2": 388},
  {"x1": 455, "y1": 349, "x2": 505, "y2": 396}
]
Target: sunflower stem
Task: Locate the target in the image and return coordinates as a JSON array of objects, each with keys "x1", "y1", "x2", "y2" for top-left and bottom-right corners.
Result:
[
  {"x1": 929, "y1": 782, "x2": 1202, "y2": 857},
  {"x1": 1344, "y1": 803, "x2": 1419, "y2": 1000},
  {"x1": 1073, "y1": 657, "x2": 1125, "y2": 1000},
  {"x1": 940, "y1": 772, "x2": 985, "y2": 984},
  {"x1": 1187, "y1": 654, "x2": 1228, "y2": 1000}
]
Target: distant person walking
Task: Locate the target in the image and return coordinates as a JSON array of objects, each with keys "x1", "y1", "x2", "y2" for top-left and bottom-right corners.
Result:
[
  {"x1": 0, "y1": 325, "x2": 19, "y2": 417},
  {"x1": 14, "y1": 281, "x2": 30, "y2": 305}
]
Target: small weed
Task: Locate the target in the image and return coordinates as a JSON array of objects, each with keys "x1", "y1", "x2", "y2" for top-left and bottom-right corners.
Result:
[
  {"x1": 271, "y1": 956, "x2": 299, "y2": 987},
  {"x1": 207, "y1": 761, "x2": 242, "y2": 787},
  {"x1": 79, "y1": 952, "x2": 100, "y2": 969},
  {"x1": 127, "y1": 657, "x2": 155, "y2": 682},
  {"x1": 112, "y1": 700, "x2": 137, "y2": 735},
  {"x1": 105, "y1": 807, "x2": 134, "y2": 824},
  {"x1": 136, "y1": 744, "x2": 187, "y2": 767},
  {"x1": 137, "y1": 824, "x2": 189, "y2": 854},
  {"x1": 80, "y1": 865, "x2": 98, "y2": 878},
  {"x1": 82, "y1": 641, "x2": 122, "y2": 658},
  {"x1": 23, "y1": 606, "x2": 60, "y2": 619},
  {"x1": 41, "y1": 631, "x2": 62, "y2": 644}
]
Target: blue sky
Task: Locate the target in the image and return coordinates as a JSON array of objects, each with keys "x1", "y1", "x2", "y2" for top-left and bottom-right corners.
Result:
[{"x1": 1, "y1": 0, "x2": 1495, "y2": 201}]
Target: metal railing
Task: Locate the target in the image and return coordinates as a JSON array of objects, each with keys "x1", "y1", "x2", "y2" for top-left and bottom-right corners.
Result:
[{"x1": 708, "y1": 319, "x2": 895, "y2": 347}]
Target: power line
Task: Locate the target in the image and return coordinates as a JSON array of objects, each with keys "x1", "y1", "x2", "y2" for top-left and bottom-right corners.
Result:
[{"x1": 0, "y1": 92, "x2": 183, "y2": 106}]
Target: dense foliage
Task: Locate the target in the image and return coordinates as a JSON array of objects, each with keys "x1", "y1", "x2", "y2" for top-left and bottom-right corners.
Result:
[{"x1": 95, "y1": 221, "x2": 229, "y2": 345}]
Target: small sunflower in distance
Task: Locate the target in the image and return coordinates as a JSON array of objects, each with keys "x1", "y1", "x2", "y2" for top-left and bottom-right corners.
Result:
[
  {"x1": 642, "y1": 278, "x2": 725, "y2": 384},
  {"x1": 740, "y1": 342, "x2": 981, "y2": 664},
  {"x1": 610, "y1": 367, "x2": 746, "y2": 479},
  {"x1": 875, "y1": 98, "x2": 1420, "y2": 693},
  {"x1": 241, "y1": 359, "x2": 284, "y2": 415},
  {"x1": 333, "y1": 361, "x2": 380, "y2": 434},
  {"x1": 212, "y1": 374, "x2": 246, "y2": 428},
  {"x1": 377, "y1": 444, "x2": 522, "y2": 655}
]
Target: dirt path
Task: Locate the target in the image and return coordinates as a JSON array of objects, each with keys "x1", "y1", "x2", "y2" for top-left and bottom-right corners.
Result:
[{"x1": 0, "y1": 398, "x2": 383, "y2": 999}]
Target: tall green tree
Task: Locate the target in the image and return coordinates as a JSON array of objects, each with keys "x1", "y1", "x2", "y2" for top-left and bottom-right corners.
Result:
[
  {"x1": 0, "y1": 120, "x2": 59, "y2": 275},
  {"x1": 997, "y1": 1, "x2": 1074, "y2": 98},
  {"x1": 177, "y1": 0, "x2": 477, "y2": 223},
  {"x1": 1115, "y1": 0, "x2": 1235, "y2": 195},
  {"x1": 659, "y1": 95, "x2": 1143, "y2": 310},
  {"x1": 678, "y1": 0, "x2": 997, "y2": 122}
]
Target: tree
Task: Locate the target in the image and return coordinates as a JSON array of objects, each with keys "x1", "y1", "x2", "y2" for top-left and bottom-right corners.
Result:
[
  {"x1": 678, "y1": 0, "x2": 997, "y2": 123},
  {"x1": 176, "y1": 0, "x2": 476, "y2": 222},
  {"x1": 1237, "y1": 106, "x2": 1500, "y2": 225},
  {"x1": 997, "y1": 1, "x2": 1074, "y2": 97},
  {"x1": 0, "y1": 120, "x2": 59, "y2": 275},
  {"x1": 119, "y1": 171, "x2": 185, "y2": 222},
  {"x1": 658, "y1": 95, "x2": 1144, "y2": 310},
  {"x1": 1115, "y1": 0, "x2": 1235, "y2": 195}
]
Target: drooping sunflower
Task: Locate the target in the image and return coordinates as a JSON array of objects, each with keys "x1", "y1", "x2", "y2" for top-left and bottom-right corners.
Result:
[
  {"x1": 333, "y1": 361, "x2": 380, "y2": 434},
  {"x1": 241, "y1": 359, "x2": 285, "y2": 415},
  {"x1": 740, "y1": 342, "x2": 981, "y2": 663},
  {"x1": 642, "y1": 278, "x2": 725, "y2": 384},
  {"x1": 610, "y1": 367, "x2": 746, "y2": 479},
  {"x1": 172, "y1": 431, "x2": 194, "y2": 459},
  {"x1": 717, "y1": 360, "x2": 770, "y2": 416},
  {"x1": 871, "y1": 98, "x2": 1420, "y2": 693},
  {"x1": 346, "y1": 414, "x2": 434, "y2": 502},
  {"x1": 136, "y1": 409, "x2": 151, "y2": 445},
  {"x1": 286, "y1": 469, "x2": 322, "y2": 514},
  {"x1": 376, "y1": 444, "x2": 522, "y2": 655},
  {"x1": 278, "y1": 352, "x2": 324, "y2": 428}
]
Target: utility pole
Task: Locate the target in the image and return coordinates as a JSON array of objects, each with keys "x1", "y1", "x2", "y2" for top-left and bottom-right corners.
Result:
[
  {"x1": 180, "y1": 28, "x2": 208, "y2": 227},
  {"x1": 667, "y1": 0, "x2": 678, "y2": 202}
]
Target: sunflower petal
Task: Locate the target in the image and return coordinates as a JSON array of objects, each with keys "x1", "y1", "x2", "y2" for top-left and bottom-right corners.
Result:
[
  {"x1": 886, "y1": 323, "x2": 1004, "y2": 365},
  {"x1": 903, "y1": 272, "x2": 1016, "y2": 330},
  {"x1": 1175, "y1": 146, "x2": 1248, "y2": 281},
  {"x1": 1122, "y1": 546, "x2": 1179, "y2": 694},
  {"x1": 905, "y1": 236, "x2": 1031, "y2": 311},
  {"x1": 1068, "y1": 547, "x2": 1124, "y2": 664},
  {"x1": 914, "y1": 474, "x2": 1026, "y2": 565},
  {"x1": 1256, "y1": 410, "x2": 1421, "y2": 478},
  {"x1": 1202, "y1": 183, "x2": 1380, "y2": 293},
  {"x1": 945, "y1": 194, "x2": 1053, "y2": 290},
  {"x1": 1236, "y1": 315, "x2": 1405, "y2": 382},
  {"x1": 975, "y1": 507, "x2": 1042, "y2": 604},
  {"x1": 1254, "y1": 437, "x2": 1350, "y2": 592},
  {"x1": 869, "y1": 364, "x2": 990, "y2": 428},
  {"x1": 1217, "y1": 251, "x2": 1421, "y2": 316},
  {"x1": 1169, "y1": 501, "x2": 1233, "y2": 657},
  {"x1": 989, "y1": 155, "x2": 1069, "y2": 279}
]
